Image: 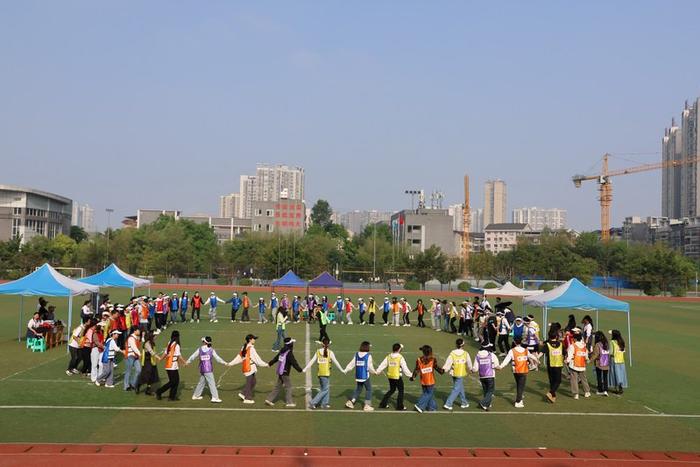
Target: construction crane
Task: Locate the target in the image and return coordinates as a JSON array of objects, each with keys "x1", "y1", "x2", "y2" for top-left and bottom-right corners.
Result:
[
  {"x1": 462, "y1": 175, "x2": 471, "y2": 274},
  {"x1": 572, "y1": 153, "x2": 700, "y2": 241}
]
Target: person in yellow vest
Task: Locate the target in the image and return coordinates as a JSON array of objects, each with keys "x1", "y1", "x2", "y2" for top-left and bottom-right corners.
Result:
[
  {"x1": 303, "y1": 337, "x2": 345, "y2": 409},
  {"x1": 441, "y1": 338, "x2": 473, "y2": 410},
  {"x1": 607, "y1": 329, "x2": 628, "y2": 395},
  {"x1": 540, "y1": 330, "x2": 565, "y2": 403},
  {"x1": 155, "y1": 330, "x2": 185, "y2": 401},
  {"x1": 229, "y1": 334, "x2": 269, "y2": 404},
  {"x1": 566, "y1": 329, "x2": 591, "y2": 399},
  {"x1": 498, "y1": 337, "x2": 538, "y2": 408},
  {"x1": 123, "y1": 328, "x2": 142, "y2": 391},
  {"x1": 375, "y1": 343, "x2": 413, "y2": 411}
]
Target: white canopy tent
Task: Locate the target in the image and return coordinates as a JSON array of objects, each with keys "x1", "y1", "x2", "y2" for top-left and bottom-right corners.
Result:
[{"x1": 482, "y1": 281, "x2": 544, "y2": 297}]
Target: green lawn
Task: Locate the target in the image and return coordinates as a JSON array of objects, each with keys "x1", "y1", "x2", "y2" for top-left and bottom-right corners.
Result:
[{"x1": 0, "y1": 287, "x2": 698, "y2": 452}]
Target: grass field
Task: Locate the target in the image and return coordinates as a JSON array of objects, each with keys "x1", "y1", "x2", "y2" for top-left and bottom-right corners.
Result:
[{"x1": 0, "y1": 287, "x2": 699, "y2": 452}]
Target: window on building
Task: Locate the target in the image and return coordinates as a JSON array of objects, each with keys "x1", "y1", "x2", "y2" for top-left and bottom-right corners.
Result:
[
  {"x1": 254, "y1": 209, "x2": 263, "y2": 217},
  {"x1": 412, "y1": 239, "x2": 421, "y2": 245},
  {"x1": 12, "y1": 207, "x2": 21, "y2": 215},
  {"x1": 266, "y1": 224, "x2": 274, "y2": 232},
  {"x1": 266, "y1": 209, "x2": 274, "y2": 217},
  {"x1": 11, "y1": 218, "x2": 21, "y2": 238}
]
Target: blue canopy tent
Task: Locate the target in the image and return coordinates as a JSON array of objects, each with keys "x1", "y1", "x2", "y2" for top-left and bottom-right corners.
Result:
[
  {"x1": 0, "y1": 264, "x2": 99, "y2": 347},
  {"x1": 308, "y1": 271, "x2": 343, "y2": 296},
  {"x1": 523, "y1": 278, "x2": 633, "y2": 364},
  {"x1": 271, "y1": 270, "x2": 307, "y2": 292},
  {"x1": 79, "y1": 263, "x2": 151, "y2": 296}
]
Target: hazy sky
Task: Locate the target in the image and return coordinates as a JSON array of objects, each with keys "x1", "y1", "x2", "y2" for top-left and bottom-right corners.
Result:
[{"x1": 2, "y1": 1, "x2": 699, "y2": 231}]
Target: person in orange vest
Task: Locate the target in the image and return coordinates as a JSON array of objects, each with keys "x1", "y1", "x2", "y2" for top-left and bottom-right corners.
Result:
[
  {"x1": 566, "y1": 328, "x2": 591, "y2": 399},
  {"x1": 391, "y1": 297, "x2": 401, "y2": 327},
  {"x1": 229, "y1": 334, "x2": 269, "y2": 404},
  {"x1": 241, "y1": 292, "x2": 251, "y2": 322},
  {"x1": 498, "y1": 337, "x2": 538, "y2": 408},
  {"x1": 123, "y1": 328, "x2": 142, "y2": 391},
  {"x1": 155, "y1": 330, "x2": 186, "y2": 401},
  {"x1": 190, "y1": 292, "x2": 203, "y2": 323},
  {"x1": 410, "y1": 345, "x2": 444, "y2": 412}
]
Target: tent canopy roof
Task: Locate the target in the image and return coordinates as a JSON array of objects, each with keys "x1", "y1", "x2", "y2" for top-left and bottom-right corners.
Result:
[
  {"x1": 473, "y1": 281, "x2": 544, "y2": 297},
  {"x1": 523, "y1": 278, "x2": 630, "y2": 312},
  {"x1": 0, "y1": 263, "x2": 99, "y2": 297},
  {"x1": 308, "y1": 271, "x2": 343, "y2": 288},
  {"x1": 271, "y1": 270, "x2": 307, "y2": 287},
  {"x1": 80, "y1": 263, "x2": 150, "y2": 289}
]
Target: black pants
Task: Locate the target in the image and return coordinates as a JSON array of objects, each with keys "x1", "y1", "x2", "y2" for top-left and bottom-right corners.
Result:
[
  {"x1": 242, "y1": 307, "x2": 249, "y2": 321},
  {"x1": 403, "y1": 313, "x2": 410, "y2": 325},
  {"x1": 369, "y1": 313, "x2": 375, "y2": 325},
  {"x1": 80, "y1": 347, "x2": 91, "y2": 373},
  {"x1": 192, "y1": 308, "x2": 200, "y2": 321},
  {"x1": 67, "y1": 347, "x2": 81, "y2": 371},
  {"x1": 595, "y1": 368, "x2": 609, "y2": 393},
  {"x1": 155, "y1": 313, "x2": 165, "y2": 328},
  {"x1": 465, "y1": 319, "x2": 474, "y2": 337},
  {"x1": 319, "y1": 324, "x2": 329, "y2": 342},
  {"x1": 513, "y1": 373, "x2": 527, "y2": 403},
  {"x1": 379, "y1": 378, "x2": 405, "y2": 410},
  {"x1": 547, "y1": 366, "x2": 562, "y2": 397},
  {"x1": 157, "y1": 369, "x2": 180, "y2": 400},
  {"x1": 449, "y1": 317, "x2": 457, "y2": 333},
  {"x1": 417, "y1": 314, "x2": 425, "y2": 327},
  {"x1": 231, "y1": 308, "x2": 239, "y2": 321},
  {"x1": 497, "y1": 335, "x2": 510, "y2": 354},
  {"x1": 382, "y1": 312, "x2": 388, "y2": 324},
  {"x1": 359, "y1": 312, "x2": 365, "y2": 324}
]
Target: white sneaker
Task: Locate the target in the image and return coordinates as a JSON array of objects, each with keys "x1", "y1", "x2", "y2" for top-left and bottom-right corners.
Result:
[
  {"x1": 460, "y1": 403, "x2": 470, "y2": 409},
  {"x1": 574, "y1": 394, "x2": 579, "y2": 400},
  {"x1": 243, "y1": 399, "x2": 255, "y2": 404},
  {"x1": 414, "y1": 404, "x2": 423, "y2": 413},
  {"x1": 94, "y1": 381, "x2": 101, "y2": 387},
  {"x1": 211, "y1": 398, "x2": 222, "y2": 403},
  {"x1": 105, "y1": 384, "x2": 115, "y2": 388},
  {"x1": 443, "y1": 404, "x2": 453, "y2": 411},
  {"x1": 363, "y1": 405, "x2": 374, "y2": 412},
  {"x1": 238, "y1": 393, "x2": 246, "y2": 400},
  {"x1": 382, "y1": 324, "x2": 388, "y2": 327},
  {"x1": 345, "y1": 400, "x2": 354, "y2": 409},
  {"x1": 584, "y1": 392, "x2": 591, "y2": 398},
  {"x1": 265, "y1": 400, "x2": 274, "y2": 406},
  {"x1": 192, "y1": 396, "x2": 203, "y2": 400},
  {"x1": 190, "y1": 319, "x2": 194, "y2": 323},
  {"x1": 514, "y1": 401, "x2": 524, "y2": 408},
  {"x1": 603, "y1": 391, "x2": 609, "y2": 397},
  {"x1": 286, "y1": 403, "x2": 296, "y2": 408},
  {"x1": 213, "y1": 320, "x2": 218, "y2": 323},
  {"x1": 66, "y1": 370, "x2": 73, "y2": 376},
  {"x1": 436, "y1": 329, "x2": 441, "y2": 332}
]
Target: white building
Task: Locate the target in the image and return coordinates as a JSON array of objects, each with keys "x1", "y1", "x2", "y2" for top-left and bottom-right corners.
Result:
[
  {"x1": 338, "y1": 210, "x2": 392, "y2": 235},
  {"x1": 239, "y1": 175, "x2": 258, "y2": 219},
  {"x1": 449, "y1": 205, "x2": 483, "y2": 233},
  {"x1": 484, "y1": 223, "x2": 532, "y2": 253},
  {"x1": 512, "y1": 207, "x2": 567, "y2": 231},
  {"x1": 484, "y1": 180, "x2": 507, "y2": 227},
  {"x1": 0, "y1": 184, "x2": 72, "y2": 243},
  {"x1": 71, "y1": 203, "x2": 95, "y2": 232},
  {"x1": 219, "y1": 193, "x2": 241, "y2": 218},
  {"x1": 255, "y1": 164, "x2": 305, "y2": 203}
]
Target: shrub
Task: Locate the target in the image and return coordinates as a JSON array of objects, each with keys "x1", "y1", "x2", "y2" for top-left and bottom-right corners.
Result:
[
  {"x1": 643, "y1": 284, "x2": 661, "y2": 296},
  {"x1": 215, "y1": 277, "x2": 229, "y2": 286},
  {"x1": 239, "y1": 278, "x2": 253, "y2": 286},
  {"x1": 483, "y1": 282, "x2": 498, "y2": 289},
  {"x1": 153, "y1": 275, "x2": 167, "y2": 284},
  {"x1": 457, "y1": 281, "x2": 472, "y2": 292},
  {"x1": 404, "y1": 280, "x2": 420, "y2": 290},
  {"x1": 670, "y1": 286, "x2": 687, "y2": 297}
]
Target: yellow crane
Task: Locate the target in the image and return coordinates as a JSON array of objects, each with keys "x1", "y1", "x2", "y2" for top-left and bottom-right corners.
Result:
[
  {"x1": 572, "y1": 153, "x2": 700, "y2": 241},
  {"x1": 462, "y1": 175, "x2": 471, "y2": 273}
]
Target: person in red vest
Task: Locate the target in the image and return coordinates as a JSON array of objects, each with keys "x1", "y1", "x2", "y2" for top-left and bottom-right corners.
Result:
[
  {"x1": 190, "y1": 292, "x2": 203, "y2": 323},
  {"x1": 498, "y1": 337, "x2": 538, "y2": 408}
]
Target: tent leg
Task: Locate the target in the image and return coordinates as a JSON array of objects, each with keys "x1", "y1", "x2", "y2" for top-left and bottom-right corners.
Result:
[
  {"x1": 596, "y1": 309, "x2": 599, "y2": 332},
  {"x1": 18, "y1": 296, "x2": 24, "y2": 342},
  {"x1": 627, "y1": 311, "x2": 632, "y2": 367},
  {"x1": 67, "y1": 295, "x2": 73, "y2": 354}
]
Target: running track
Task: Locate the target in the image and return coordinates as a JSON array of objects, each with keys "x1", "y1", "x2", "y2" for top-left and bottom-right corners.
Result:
[{"x1": 0, "y1": 444, "x2": 698, "y2": 466}]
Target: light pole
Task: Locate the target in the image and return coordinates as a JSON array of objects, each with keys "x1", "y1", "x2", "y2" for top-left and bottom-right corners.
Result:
[
  {"x1": 372, "y1": 223, "x2": 377, "y2": 288},
  {"x1": 404, "y1": 190, "x2": 420, "y2": 211},
  {"x1": 105, "y1": 208, "x2": 114, "y2": 265}
]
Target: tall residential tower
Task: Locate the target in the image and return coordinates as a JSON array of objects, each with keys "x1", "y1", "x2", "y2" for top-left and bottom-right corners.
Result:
[{"x1": 483, "y1": 179, "x2": 507, "y2": 227}]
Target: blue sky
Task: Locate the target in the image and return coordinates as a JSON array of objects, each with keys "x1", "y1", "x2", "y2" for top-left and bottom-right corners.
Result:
[{"x1": 1, "y1": 1, "x2": 698, "y2": 231}]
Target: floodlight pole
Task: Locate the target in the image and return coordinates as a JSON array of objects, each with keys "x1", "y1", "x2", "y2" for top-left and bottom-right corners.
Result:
[{"x1": 105, "y1": 208, "x2": 114, "y2": 266}]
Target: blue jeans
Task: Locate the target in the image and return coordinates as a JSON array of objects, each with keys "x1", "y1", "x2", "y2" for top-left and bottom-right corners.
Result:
[
  {"x1": 258, "y1": 310, "x2": 266, "y2": 322},
  {"x1": 351, "y1": 380, "x2": 372, "y2": 403},
  {"x1": 416, "y1": 385, "x2": 437, "y2": 411},
  {"x1": 479, "y1": 377, "x2": 495, "y2": 408},
  {"x1": 445, "y1": 377, "x2": 468, "y2": 408},
  {"x1": 272, "y1": 327, "x2": 286, "y2": 350},
  {"x1": 310, "y1": 376, "x2": 330, "y2": 407},
  {"x1": 123, "y1": 356, "x2": 141, "y2": 390}
]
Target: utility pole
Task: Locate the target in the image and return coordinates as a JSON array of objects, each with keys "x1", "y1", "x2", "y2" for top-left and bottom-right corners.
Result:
[
  {"x1": 372, "y1": 223, "x2": 377, "y2": 287},
  {"x1": 105, "y1": 208, "x2": 114, "y2": 266}
]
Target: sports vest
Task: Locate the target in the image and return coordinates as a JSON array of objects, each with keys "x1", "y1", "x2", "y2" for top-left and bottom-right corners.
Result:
[
  {"x1": 335, "y1": 300, "x2": 344, "y2": 311},
  {"x1": 271, "y1": 297, "x2": 278, "y2": 308},
  {"x1": 573, "y1": 343, "x2": 588, "y2": 368},
  {"x1": 513, "y1": 324, "x2": 524, "y2": 339},
  {"x1": 170, "y1": 298, "x2": 179, "y2": 311},
  {"x1": 242, "y1": 346, "x2": 252, "y2": 373},
  {"x1": 477, "y1": 352, "x2": 495, "y2": 378},
  {"x1": 127, "y1": 336, "x2": 141, "y2": 358},
  {"x1": 277, "y1": 350, "x2": 290, "y2": 376},
  {"x1": 546, "y1": 342, "x2": 564, "y2": 367},
  {"x1": 242, "y1": 296, "x2": 249, "y2": 308},
  {"x1": 209, "y1": 297, "x2": 218, "y2": 308},
  {"x1": 317, "y1": 349, "x2": 331, "y2": 377},
  {"x1": 192, "y1": 296, "x2": 202, "y2": 308},
  {"x1": 512, "y1": 347, "x2": 529, "y2": 374},
  {"x1": 387, "y1": 354, "x2": 402, "y2": 379},
  {"x1": 101, "y1": 338, "x2": 115, "y2": 363},
  {"x1": 449, "y1": 350, "x2": 467, "y2": 377},
  {"x1": 417, "y1": 358, "x2": 435, "y2": 386},
  {"x1": 164, "y1": 342, "x2": 178, "y2": 370},
  {"x1": 598, "y1": 347, "x2": 610, "y2": 367},
  {"x1": 354, "y1": 353, "x2": 369, "y2": 380},
  {"x1": 199, "y1": 346, "x2": 213, "y2": 374},
  {"x1": 611, "y1": 341, "x2": 625, "y2": 364}
]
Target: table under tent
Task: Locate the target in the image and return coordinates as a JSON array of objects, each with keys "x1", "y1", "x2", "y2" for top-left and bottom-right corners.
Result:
[{"x1": 523, "y1": 278, "x2": 633, "y2": 365}]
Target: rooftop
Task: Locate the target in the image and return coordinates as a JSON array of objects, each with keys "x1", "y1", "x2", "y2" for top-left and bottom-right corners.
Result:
[
  {"x1": 484, "y1": 223, "x2": 529, "y2": 231},
  {"x1": 0, "y1": 184, "x2": 72, "y2": 204}
]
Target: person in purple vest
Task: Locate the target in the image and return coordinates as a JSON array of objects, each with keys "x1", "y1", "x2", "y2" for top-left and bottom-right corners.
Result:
[
  {"x1": 185, "y1": 336, "x2": 230, "y2": 403},
  {"x1": 265, "y1": 337, "x2": 303, "y2": 407},
  {"x1": 472, "y1": 342, "x2": 500, "y2": 411}
]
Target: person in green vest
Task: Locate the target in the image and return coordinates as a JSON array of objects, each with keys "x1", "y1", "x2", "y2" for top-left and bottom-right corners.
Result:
[
  {"x1": 272, "y1": 308, "x2": 289, "y2": 352},
  {"x1": 375, "y1": 343, "x2": 413, "y2": 410},
  {"x1": 316, "y1": 304, "x2": 330, "y2": 343},
  {"x1": 441, "y1": 338, "x2": 473, "y2": 410},
  {"x1": 302, "y1": 337, "x2": 345, "y2": 409},
  {"x1": 540, "y1": 329, "x2": 565, "y2": 403}
]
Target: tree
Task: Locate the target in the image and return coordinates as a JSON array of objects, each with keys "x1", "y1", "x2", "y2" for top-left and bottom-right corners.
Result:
[
  {"x1": 468, "y1": 251, "x2": 495, "y2": 286},
  {"x1": 310, "y1": 200, "x2": 333, "y2": 229},
  {"x1": 69, "y1": 226, "x2": 89, "y2": 243},
  {"x1": 410, "y1": 245, "x2": 447, "y2": 288},
  {"x1": 437, "y1": 257, "x2": 461, "y2": 291}
]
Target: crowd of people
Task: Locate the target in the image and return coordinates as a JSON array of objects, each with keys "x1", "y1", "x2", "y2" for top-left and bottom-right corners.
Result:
[{"x1": 61, "y1": 290, "x2": 629, "y2": 412}]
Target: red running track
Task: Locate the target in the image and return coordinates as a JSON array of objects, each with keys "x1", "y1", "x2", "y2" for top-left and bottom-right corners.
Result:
[{"x1": 0, "y1": 444, "x2": 699, "y2": 466}]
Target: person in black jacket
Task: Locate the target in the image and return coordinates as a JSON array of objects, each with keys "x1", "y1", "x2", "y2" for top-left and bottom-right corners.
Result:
[{"x1": 265, "y1": 337, "x2": 303, "y2": 407}]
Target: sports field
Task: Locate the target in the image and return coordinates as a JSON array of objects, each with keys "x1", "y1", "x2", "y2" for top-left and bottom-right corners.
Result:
[{"x1": 0, "y1": 287, "x2": 698, "y2": 452}]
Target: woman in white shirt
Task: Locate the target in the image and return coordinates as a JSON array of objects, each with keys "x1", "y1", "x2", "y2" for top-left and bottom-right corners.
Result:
[{"x1": 156, "y1": 330, "x2": 186, "y2": 401}]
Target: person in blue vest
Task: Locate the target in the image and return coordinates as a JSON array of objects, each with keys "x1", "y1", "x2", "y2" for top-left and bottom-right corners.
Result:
[
  {"x1": 512, "y1": 317, "x2": 525, "y2": 341},
  {"x1": 257, "y1": 298, "x2": 268, "y2": 324},
  {"x1": 147, "y1": 299, "x2": 156, "y2": 331},
  {"x1": 333, "y1": 296, "x2": 344, "y2": 324},
  {"x1": 179, "y1": 292, "x2": 189, "y2": 323},
  {"x1": 203, "y1": 292, "x2": 225, "y2": 323},
  {"x1": 185, "y1": 336, "x2": 229, "y2": 403},
  {"x1": 292, "y1": 296, "x2": 301, "y2": 323},
  {"x1": 358, "y1": 298, "x2": 367, "y2": 325},
  {"x1": 95, "y1": 329, "x2": 122, "y2": 388},
  {"x1": 381, "y1": 297, "x2": 391, "y2": 326},
  {"x1": 344, "y1": 341, "x2": 376, "y2": 411},
  {"x1": 169, "y1": 293, "x2": 179, "y2": 325},
  {"x1": 226, "y1": 292, "x2": 242, "y2": 323},
  {"x1": 269, "y1": 293, "x2": 279, "y2": 322}
]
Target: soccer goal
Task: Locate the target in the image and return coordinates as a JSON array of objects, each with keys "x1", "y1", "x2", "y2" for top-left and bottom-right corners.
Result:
[
  {"x1": 35, "y1": 266, "x2": 85, "y2": 278},
  {"x1": 521, "y1": 279, "x2": 566, "y2": 291}
]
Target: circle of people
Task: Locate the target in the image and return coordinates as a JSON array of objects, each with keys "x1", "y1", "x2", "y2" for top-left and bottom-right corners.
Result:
[{"x1": 60, "y1": 290, "x2": 629, "y2": 412}]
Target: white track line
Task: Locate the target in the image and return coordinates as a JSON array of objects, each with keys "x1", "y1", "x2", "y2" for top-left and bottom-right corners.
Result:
[
  {"x1": 0, "y1": 405, "x2": 698, "y2": 418},
  {"x1": 0, "y1": 354, "x2": 65, "y2": 382},
  {"x1": 304, "y1": 322, "x2": 311, "y2": 410}
]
